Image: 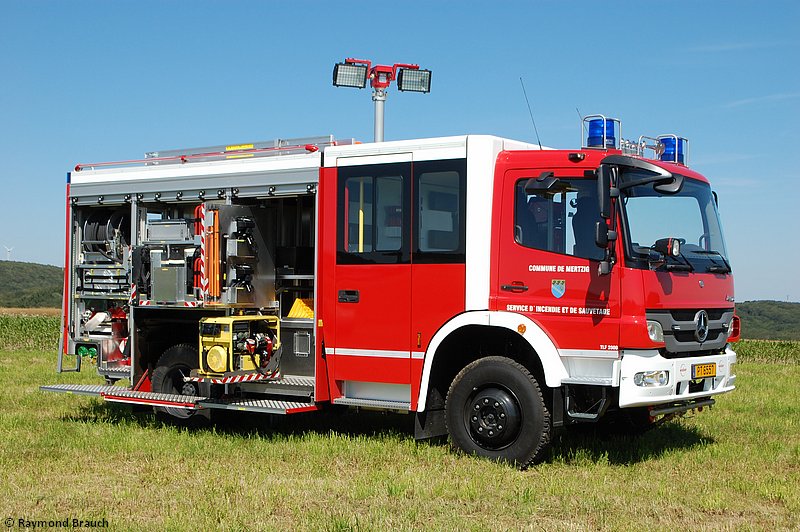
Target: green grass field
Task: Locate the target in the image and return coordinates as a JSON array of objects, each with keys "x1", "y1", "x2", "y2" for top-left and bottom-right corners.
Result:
[{"x1": 0, "y1": 318, "x2": 798, "y2": 530}]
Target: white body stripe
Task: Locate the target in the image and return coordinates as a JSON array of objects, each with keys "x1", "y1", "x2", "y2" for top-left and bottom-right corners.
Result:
[
  {"x1": 558, "y1": 349, "x2": 620, "y2": 359},
  {"x1": 416, "y1": 310, "x2": 568, "y2": 411},
  {"x1": 334, "y1": 348, "x2": 410, "y2": 359}
]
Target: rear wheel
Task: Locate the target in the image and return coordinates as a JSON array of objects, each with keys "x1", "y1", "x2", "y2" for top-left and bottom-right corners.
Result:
[
  {"x1": 150, "y1": 344, "x2": 205, "y2": 424},
  {"x1": 446, "y1": 356, "x2": 550, "y2": 468}
]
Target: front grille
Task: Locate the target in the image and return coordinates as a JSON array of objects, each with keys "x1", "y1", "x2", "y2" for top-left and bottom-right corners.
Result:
[
  {"x1": 670, "y1": 308, "x2": 728, "y2": 321},
  {"x1": 673, "y1": 329, "x2": 725, "y2": 344},
  {"x1": 647, "y1": 307, "x2": 734, "y2": 356}
]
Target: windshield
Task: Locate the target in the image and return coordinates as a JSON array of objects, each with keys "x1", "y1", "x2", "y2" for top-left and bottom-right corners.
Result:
[{"x1": 620, "y1": 173, "x2": 730, "y2": 273}]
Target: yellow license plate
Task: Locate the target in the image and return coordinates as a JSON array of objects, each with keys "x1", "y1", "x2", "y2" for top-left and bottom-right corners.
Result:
[{"x1": 692, "y1": 362, "x2": 716, "y2": 379}]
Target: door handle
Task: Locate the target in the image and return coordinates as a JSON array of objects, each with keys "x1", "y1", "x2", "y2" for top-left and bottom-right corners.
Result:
[
  {"x1": 501, "y1": 282, "x2": 529, "y2": 293},
  {"x1": 338, "y1": 289, "x2": 360, "y2": 303}
]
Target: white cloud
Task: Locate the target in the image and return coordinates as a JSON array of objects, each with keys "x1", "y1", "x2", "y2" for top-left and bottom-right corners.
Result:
[
  {"x1": 724, "y1": 92, "x2": 800, "y2": 108},
  {"x1": 687, "y1": 41, "x2": 789, "y2": 53}
]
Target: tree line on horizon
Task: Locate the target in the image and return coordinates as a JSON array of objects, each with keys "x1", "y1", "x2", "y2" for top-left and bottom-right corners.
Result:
[{"x1": 0, "y1": 261, "x2": 797, "y2": 340}]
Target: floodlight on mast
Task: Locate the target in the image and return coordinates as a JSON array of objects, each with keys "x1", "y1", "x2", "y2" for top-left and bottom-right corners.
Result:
[{"x1": 332, "y1": 58, "x2": 432, "y2": 143}]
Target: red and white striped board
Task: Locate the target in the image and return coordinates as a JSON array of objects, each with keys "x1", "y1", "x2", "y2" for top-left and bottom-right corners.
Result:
[{"x1": 185, "y1": 370, "x2": 281, "y2": 385}]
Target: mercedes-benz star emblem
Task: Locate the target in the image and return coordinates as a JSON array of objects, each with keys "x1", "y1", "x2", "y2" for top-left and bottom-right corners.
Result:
[{"x1": 694, "y1": 310, "x2": 709, "y2": 343}]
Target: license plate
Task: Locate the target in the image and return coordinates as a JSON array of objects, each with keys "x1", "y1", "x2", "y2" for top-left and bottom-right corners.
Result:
[{"x1": 692, "y1": 362, "x2": 716, "y2": 379}]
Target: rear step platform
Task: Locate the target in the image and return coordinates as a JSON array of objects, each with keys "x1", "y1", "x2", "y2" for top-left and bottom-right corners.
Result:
[
  {"x1": 102, "y1": 389, "x2": 206, "y2": 409},
  {"x1": 202, "y1": 398, "x2": 318, "y2": 415},
  {"x1": 40, "y1": 384, "x2": 121, "y2": 396},
  {"x1": 40, "y1": 383, "x2": 318, "y2": 415}
]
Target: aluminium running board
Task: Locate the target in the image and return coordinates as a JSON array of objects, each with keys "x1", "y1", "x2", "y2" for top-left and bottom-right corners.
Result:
[{"x1": 40, "y1": 383, "x2": 318, "y2": 415}]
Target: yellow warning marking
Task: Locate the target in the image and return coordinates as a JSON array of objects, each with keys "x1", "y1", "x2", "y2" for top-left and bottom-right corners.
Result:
[
  {"x1": 226, "y1": 153, "x2": 255, "y2": 159},
  {"x1": 226, "y1": 143, "x2": 254, "y2": 151}
]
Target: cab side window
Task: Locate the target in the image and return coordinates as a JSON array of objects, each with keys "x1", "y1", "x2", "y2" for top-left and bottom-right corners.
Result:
[
  {"x1": 414, "y1": 159, "x2": 467, "y2": 263},
  {"x1": 337, "y1": 163, "x2": 410, "y2": 264},
  {"x1": 514, "y1": 179, "x2": 604, "y2": 261}
]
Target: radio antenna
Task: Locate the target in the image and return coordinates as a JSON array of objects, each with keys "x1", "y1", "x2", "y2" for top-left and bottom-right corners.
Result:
[
  {"x1": 519, "y1": 77, "x2": 542, "y2": 150},
  {"x1": 576, "y1": 107, "x2": 586, "y2": 139}
]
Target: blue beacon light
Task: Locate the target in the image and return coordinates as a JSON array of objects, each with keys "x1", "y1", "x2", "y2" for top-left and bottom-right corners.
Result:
[
  {"x1": 660, "y1": 137, "x2": 686, "y2": 164},
  {"x1": 587, "y1": 118, "x2": 616, "y2": 148}
]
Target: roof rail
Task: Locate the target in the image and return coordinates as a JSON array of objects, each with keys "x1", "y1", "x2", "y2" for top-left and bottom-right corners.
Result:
[{"x1": 74, "y1": 135, "x2": 356, "y2": 172}]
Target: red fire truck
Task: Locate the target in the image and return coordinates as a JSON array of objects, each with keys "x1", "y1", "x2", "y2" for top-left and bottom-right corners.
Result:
[{"x1": 42, "y1": 111, "x2": 739, "y2": 468}]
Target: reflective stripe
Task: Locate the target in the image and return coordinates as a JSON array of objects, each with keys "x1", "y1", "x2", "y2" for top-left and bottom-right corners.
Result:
[
  {"x1": 411, "y1": 351, "x2": 425, "y2": 360},
  {"x1": 333, "y1": 348, "x2": 410, "y2": 359},
  {"x1": 558, "y1": 349, "x2": 620, "y2": 359}
]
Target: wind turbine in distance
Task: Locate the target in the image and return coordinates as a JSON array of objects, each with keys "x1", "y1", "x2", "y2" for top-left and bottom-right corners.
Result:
[{"x1": 3, "y1": 246, "x2": 12, "y2": 261}]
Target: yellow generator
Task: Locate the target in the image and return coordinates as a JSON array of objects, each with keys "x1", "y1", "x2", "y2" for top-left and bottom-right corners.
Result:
[{"x1": 198, "y1": 315, "x2": 281, "y2": 377}]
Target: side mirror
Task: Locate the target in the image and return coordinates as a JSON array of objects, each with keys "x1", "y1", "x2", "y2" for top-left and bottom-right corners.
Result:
[{"x1": 595, "y1": 221, "x2": 617, "y2": 248}]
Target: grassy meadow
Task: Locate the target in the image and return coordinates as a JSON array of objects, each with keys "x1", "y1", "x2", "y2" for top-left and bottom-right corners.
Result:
[{"x1": 0, "y1": 315, "x2": 798, "y2": 530}]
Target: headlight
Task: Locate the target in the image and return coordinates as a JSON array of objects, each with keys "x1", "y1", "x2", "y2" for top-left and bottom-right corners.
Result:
[
  {"x1": 647, "y1": 320, "x2": 664, "y2": 343},
  {"x1": 633, "y1": 370, "x2": 669, "y2": 387}
]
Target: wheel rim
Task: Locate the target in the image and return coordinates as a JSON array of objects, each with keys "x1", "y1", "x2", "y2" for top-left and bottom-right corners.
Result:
[
  {"x1": 161, "y1": 365, "x2": 197, "y2": 419},
  {"x1": 464, "y1": 386, "x2": 522, "y2": 450}
]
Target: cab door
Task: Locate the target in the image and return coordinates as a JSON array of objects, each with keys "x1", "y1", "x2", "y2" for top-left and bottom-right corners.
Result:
[
  {"x1": 494, "y1": 169, "x2": 621, "y2": 357},
  {"x1": 331, "y1": 157, "x2": 412, "y2": 390}
]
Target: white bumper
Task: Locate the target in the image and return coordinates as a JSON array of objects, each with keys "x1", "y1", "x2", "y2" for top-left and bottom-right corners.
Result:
[{"x1": 618, "y1": 347, "x2": 737, "y2": 408}]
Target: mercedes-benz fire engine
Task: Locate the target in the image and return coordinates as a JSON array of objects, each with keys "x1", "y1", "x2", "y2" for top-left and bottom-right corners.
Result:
[{"x1": 42, "y1": 114, "x2": 739, "y2": 467}]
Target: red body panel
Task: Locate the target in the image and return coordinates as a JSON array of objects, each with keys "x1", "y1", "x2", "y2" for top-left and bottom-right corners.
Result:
[
  {"x1": 318, "y1": 161, "x2": 467, "y2": 405},
  {"x1": 490, "y1": 152, "x2": 622, "y2": 353},
  {"x1": 410, "y1": 263, "x2": 465, "y2": 408}
]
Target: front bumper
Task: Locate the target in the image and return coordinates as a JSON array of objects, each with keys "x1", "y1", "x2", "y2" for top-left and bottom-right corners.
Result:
[{"x1": 618, "y1": 346, "x2": 736, "y2": 408}]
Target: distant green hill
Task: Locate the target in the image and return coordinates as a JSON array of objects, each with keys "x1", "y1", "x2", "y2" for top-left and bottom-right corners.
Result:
[
  {"x1": 737, "y1": 301, "x2": 800, "y2": 341},
  {"x1": 0, "y1": 261, "x2": 63, "y2": 308},
  {"x1": 0, "y1": 260, "x2": 797, "y2": 340}
]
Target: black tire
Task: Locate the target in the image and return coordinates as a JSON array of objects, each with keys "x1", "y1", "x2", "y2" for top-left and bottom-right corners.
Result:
[
  {"x1": 150, "y1": 344, "x2": 205, "y2": 424},
  {"x1": 445, "y1": 356, "x2": 550, "y2": 468}
]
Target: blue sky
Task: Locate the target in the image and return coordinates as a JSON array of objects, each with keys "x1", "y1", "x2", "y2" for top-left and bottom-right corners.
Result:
[{"x1": 1, "y1": 1, "x2": 798, "y2": 302}]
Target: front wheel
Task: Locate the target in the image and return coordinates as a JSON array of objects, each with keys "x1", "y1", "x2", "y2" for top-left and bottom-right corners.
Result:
[{"x1": 446, "y1": 356, "x2": 551, "y2": 468}]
